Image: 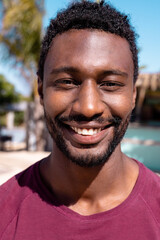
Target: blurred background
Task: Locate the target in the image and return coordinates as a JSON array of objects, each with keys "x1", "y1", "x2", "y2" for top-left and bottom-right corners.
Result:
[{"x1": 0, "y1": 0, "x2": 160, "y2": 184}]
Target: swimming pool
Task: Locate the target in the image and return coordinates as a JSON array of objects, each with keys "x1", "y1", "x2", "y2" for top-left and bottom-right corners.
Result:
[{"x1": 122, "y1": 126, "x2": 160, "y2": 172}]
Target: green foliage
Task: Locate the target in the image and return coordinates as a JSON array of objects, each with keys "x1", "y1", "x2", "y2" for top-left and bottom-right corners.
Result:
[
  {"x1": 0, "y1": 74, "x2": 22, "y2": 105},
  {"x1": 0, "y1": 0, "x2": 44, "y2": 84},
  {"x1": 14, "y1": 111, "x2": 25, "y2": 126},
  {"x1": 0, "y1": 112, "x2": 6, "y2": 127}
]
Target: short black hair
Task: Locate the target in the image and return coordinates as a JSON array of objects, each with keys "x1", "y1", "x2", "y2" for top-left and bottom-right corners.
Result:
[{"x1": 37, "y1": 0, "x2": 138, "y2": 83}]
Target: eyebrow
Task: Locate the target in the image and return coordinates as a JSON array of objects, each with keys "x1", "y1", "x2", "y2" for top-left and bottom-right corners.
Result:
[
  {"x1": 50, "y1": 66, "x2": 128, "y2": 78},
  {"x1": 50, "y1": 66, "x2": 80, "y2": 75},
  {"x1": 101, "y1": 70, "x2": 128, "y2": 78}
]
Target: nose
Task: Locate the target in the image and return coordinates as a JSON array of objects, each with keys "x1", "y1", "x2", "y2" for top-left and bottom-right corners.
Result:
[{"x1": 72, "y1": 80, "x2": 105, "y2": 118}]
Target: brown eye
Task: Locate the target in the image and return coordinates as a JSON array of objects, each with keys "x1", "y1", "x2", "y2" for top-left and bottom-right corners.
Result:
[
  {"x1": 102, "y1": 82, "x2": 116, "y2": 86},
  {"x1": 62, "y1": 79, "x2": 74, "y2": 84},
  {"x1": 99, "y1": 81, "x2": 124, "y2": 91},
  {"x1": 54, "y1": 78, "x2": 79, "y2": 90}
]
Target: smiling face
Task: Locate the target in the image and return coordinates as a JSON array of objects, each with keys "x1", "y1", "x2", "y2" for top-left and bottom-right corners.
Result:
[{"x1": 39, "y1": 30, "x2": 136, "y2": 167}]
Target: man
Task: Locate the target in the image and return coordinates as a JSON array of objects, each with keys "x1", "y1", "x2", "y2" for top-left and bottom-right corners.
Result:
[{"x1": 0, "y1": 1, "x2": 160, "y2": 239}]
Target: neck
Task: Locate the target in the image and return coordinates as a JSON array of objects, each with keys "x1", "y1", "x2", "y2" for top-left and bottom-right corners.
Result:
[{"x1": 40, "y1": 144, "x2": 139, "y2": 215}]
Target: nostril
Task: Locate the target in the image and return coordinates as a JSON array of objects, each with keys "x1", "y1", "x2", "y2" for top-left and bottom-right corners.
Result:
[{"x1": 91, "y1": 113, "x2": 103, "y2": 121}]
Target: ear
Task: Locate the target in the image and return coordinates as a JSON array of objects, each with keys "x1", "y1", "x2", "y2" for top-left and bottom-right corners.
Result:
[
  {"x1": 132, "y1": 85, "x2": 137, "y2": 110},
  {"x1": 38, "y1": 76, "x2": 44, "y2": 106}
]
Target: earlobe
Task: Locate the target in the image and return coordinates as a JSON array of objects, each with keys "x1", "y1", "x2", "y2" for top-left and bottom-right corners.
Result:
[{"x1": 38, "y1": 77, "x2": 44, "y2": 105}]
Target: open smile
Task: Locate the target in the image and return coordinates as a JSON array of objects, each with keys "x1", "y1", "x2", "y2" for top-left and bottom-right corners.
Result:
[
  {"x1": 62, "y1": 123, "x2": 114, "y2": 145},
  {"x1": 71, "y1": 127, "x2": 102, "y2": 136}
]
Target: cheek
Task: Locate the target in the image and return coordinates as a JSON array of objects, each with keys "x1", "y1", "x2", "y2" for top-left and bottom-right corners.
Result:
[
  {"x1": 43, "y1": 89, "x2": 74, "y2": 117},
  {"x1": 105, "y1": 93, "x2": 134, "y2": 118}
]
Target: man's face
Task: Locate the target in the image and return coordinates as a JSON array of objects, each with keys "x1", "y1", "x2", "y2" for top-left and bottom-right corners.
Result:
[{"x1": 39, "y1": 30, "x2": 136, "y2": 167}]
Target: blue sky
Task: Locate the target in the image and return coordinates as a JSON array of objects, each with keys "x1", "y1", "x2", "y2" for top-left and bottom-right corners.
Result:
[
  {"x1": 44, "y1": 0, "x2": 160, "y2": 73},
  {"x1": 0, "y1": 0, "x2": 160, "y2": 96}
]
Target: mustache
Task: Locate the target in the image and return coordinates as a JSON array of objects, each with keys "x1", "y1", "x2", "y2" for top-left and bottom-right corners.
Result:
[{"x1": 56, "y1": 114, "x2": 122, "y2": 127}]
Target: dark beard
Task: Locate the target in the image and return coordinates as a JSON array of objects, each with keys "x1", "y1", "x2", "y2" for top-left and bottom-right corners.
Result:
[{"x1": 44, "y1": 111, "x2": 130, "y2": 168}]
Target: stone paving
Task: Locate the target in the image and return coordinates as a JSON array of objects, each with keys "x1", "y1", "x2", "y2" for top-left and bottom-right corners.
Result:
[{"x1": 0, "y1": 151, "x2": 50, "y2": 185}]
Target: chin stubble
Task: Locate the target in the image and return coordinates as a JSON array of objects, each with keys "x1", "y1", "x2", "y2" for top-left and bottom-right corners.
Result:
[{"x1": 44, "y1": 110, "x2": 130, "y2": 168}]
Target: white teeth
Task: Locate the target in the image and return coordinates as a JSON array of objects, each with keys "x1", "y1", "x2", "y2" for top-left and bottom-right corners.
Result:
[{"x1": 71, "y1": 127, "x2": 102, "y2": 135}]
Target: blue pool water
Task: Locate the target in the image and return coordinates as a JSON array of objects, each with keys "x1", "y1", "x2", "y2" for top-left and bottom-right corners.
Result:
[
  {"x1": 124, "y1": 127, "x2": 160, "y2": 142},
  {"x1": 122, "y1": 126, "x2": 160, "y2": 172}
]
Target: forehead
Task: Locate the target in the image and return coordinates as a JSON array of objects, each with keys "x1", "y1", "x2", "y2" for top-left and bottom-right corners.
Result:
[{"x1": 44, "y1": 29, "x2": 134, "y2": 77}]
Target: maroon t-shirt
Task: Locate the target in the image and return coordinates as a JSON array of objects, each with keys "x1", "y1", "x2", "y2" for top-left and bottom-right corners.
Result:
[{"x1": 0, "y1": 160, "x2": 160, "y2": 239}]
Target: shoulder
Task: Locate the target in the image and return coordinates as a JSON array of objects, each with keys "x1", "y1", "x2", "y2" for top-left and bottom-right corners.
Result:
[
  {"x1": 138, "y1": 162, "x2": 160, "y2": 225},
  {"x1": 0, "y1": 163, "x2": 36, "y2": 203},
  {"x1": 140, "y1": 162, "x2": 160, "y2": 190},
  {"x1": 0, "y1": 161, "x2": 40, "y2": 235}
]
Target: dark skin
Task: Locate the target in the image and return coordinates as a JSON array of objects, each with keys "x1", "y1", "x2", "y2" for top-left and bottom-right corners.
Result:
[{"x1": 38, "y1": 29, "x2": 139, "y2": 216}]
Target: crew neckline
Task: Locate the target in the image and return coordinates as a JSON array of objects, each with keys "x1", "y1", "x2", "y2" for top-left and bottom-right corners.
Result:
[{"x1": 34, "y1": 159, "x2": 147, "y2": 221}]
